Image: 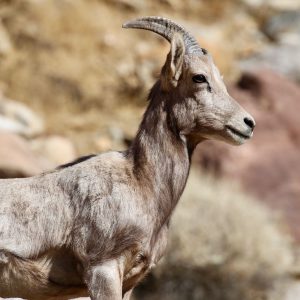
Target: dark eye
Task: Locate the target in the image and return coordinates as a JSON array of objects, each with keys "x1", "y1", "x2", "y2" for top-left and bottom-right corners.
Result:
[{"x1": 192, "y1": 74, "x2": 207, "y2": 83}]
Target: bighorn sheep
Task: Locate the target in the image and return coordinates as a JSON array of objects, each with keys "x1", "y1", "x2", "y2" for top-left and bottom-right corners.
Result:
[{"x1": 0, "y1": 17, "x2": 255, "y2": 300}]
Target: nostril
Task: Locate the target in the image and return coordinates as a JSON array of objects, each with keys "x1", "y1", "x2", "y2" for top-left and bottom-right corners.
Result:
[{"x1": 244, "y1": 117, "x2": 255, "y2": 130}]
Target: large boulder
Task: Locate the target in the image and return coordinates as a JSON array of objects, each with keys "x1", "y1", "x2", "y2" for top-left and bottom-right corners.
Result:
[
  {"x1": 194, "y1": 69, "x2": 300, "y2": 241},
  {"x1": 0, "y1": 132, "x2": 52, "y2": 178}
]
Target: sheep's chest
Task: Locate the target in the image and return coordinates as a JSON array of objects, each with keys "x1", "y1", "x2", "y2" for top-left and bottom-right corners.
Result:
[{"x1": 122, "y1": 224, "x2": 169, "y2": 292}]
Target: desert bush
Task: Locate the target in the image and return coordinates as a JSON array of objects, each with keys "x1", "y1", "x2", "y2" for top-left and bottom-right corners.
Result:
[{"x1": 135, "y1": 169, "x2": 293, "y2": 300}]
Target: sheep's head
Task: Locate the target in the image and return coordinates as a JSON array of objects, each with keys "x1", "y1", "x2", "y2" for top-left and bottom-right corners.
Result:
[{"x1": 123, "y1": 17, "x2": 255, "y2": 146}]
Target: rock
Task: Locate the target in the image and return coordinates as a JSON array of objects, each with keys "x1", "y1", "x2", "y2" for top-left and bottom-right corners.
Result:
[
  {"x1": 194, "y1": 69, "x2": 300, "y2": 241},
  {"x1": 241, "y1": 11, "x2": 300, "y2": 82},
  {"x1": 0, "y1": 115, "x2": 28, "y2": 134},
  {"x1": 0, "y1": 298, "x2": 24, "y2": 300},
  {"x1": 0, "y1": 132, "x2": 52, "y2": 178},
  {"x1": 240, "y1": 44, "x2": 300, "y2": 83},
  {"x1": 263, "y1": 11, "x2": 300, "y2": 45},
  {"x1": 284, "y1": 281, "x2": 300, "y2": 300},
  {"x1": 30, "y1": 135, "x2": 77, "y2": 166},
  {"x1": 108, "y1": 125, "x2": 124, "y2": 143},
  {"x1": 0, "y1": 94, "x2": 44, "y2": 137}
]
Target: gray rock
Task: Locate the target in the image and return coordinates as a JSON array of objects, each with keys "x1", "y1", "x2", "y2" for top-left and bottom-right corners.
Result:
[
  {"x1": 240, "y1": 44, "x2": 300, "y2": 82},
  {"x1": 0, "y1": 298, "x2": 24, "y2": 300},
  {"x1": 264, "y1": 11, "x2": 300, "y2": 45},
  {"x1": 284, "y1": 281, "x2": 300, "y2": 300},
  {"x1": 0, "y1": 115, "x2": 26, "y2": 134},
  {"x1": 0, "y1": 94, "x2": 44, "y2": 138},
  {"x1": 241, "y1": 10, "x2": 300, "y2": 82}
]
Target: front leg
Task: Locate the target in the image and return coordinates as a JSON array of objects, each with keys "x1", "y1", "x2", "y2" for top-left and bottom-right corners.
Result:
[
  {"x1": 85, "y1": 260, "x2": 122, "y2": 300},
  {"x1": 123, "y1": 289, "x2": 133, "y2": 300}
]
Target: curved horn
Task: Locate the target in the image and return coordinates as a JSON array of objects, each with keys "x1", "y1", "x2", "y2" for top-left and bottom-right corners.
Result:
[{"x1": 122, "y1": 16, "x2": 203, "y2": 55}]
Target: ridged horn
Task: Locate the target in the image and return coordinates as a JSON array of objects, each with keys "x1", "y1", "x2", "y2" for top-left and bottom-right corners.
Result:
[{"x1": 122, "y1": 16, "x2": 203, "y2": 55}]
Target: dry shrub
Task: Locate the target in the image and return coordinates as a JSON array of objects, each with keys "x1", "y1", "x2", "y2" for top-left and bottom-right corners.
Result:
[{"x1": 135, "y1": 169, "x2": 293, "y2": 300}]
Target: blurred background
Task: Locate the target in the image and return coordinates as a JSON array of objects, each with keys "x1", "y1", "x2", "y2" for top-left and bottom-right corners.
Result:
[{"x1": 0, "y1": 0, "x2": 300, "y2": 299}]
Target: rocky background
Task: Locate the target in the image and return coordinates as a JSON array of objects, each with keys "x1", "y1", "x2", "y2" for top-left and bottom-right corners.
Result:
[{"x1": 0, "y1": 0, "x2": 300, "y2": 299}]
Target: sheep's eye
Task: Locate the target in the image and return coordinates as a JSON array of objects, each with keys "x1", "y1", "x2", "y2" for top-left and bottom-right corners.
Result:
[{"x1": 192, "y1": 74, "x2": 207, "y2": 83}]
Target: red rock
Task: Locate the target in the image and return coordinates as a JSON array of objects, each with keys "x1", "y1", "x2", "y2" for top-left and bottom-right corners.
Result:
[
  {"x1": 194, "y1": 69, "x2": 300, "y2": 241},
  {"x1": 0, "y1": 132, "x2": 52, "y2": 178}
]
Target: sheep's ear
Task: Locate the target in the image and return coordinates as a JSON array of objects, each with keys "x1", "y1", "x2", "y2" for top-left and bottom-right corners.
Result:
[{"x1": 161, "y1": 33, "x2": 185, "y2": 90}]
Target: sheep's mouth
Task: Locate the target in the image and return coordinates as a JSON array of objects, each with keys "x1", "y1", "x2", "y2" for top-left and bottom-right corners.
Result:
[{"x1": 225, "y1": 125, "x2": 252, "y2": 140}]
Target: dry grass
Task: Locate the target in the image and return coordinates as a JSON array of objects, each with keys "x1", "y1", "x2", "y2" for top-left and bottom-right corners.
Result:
[{"x1": 135, "y1": 169, "x2": 293, "y2": 300}]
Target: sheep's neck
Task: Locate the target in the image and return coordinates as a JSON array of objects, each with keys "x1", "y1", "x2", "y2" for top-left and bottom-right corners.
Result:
[{"x1": 129, "y1": 90, "x2": 192, "y2": 224}]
